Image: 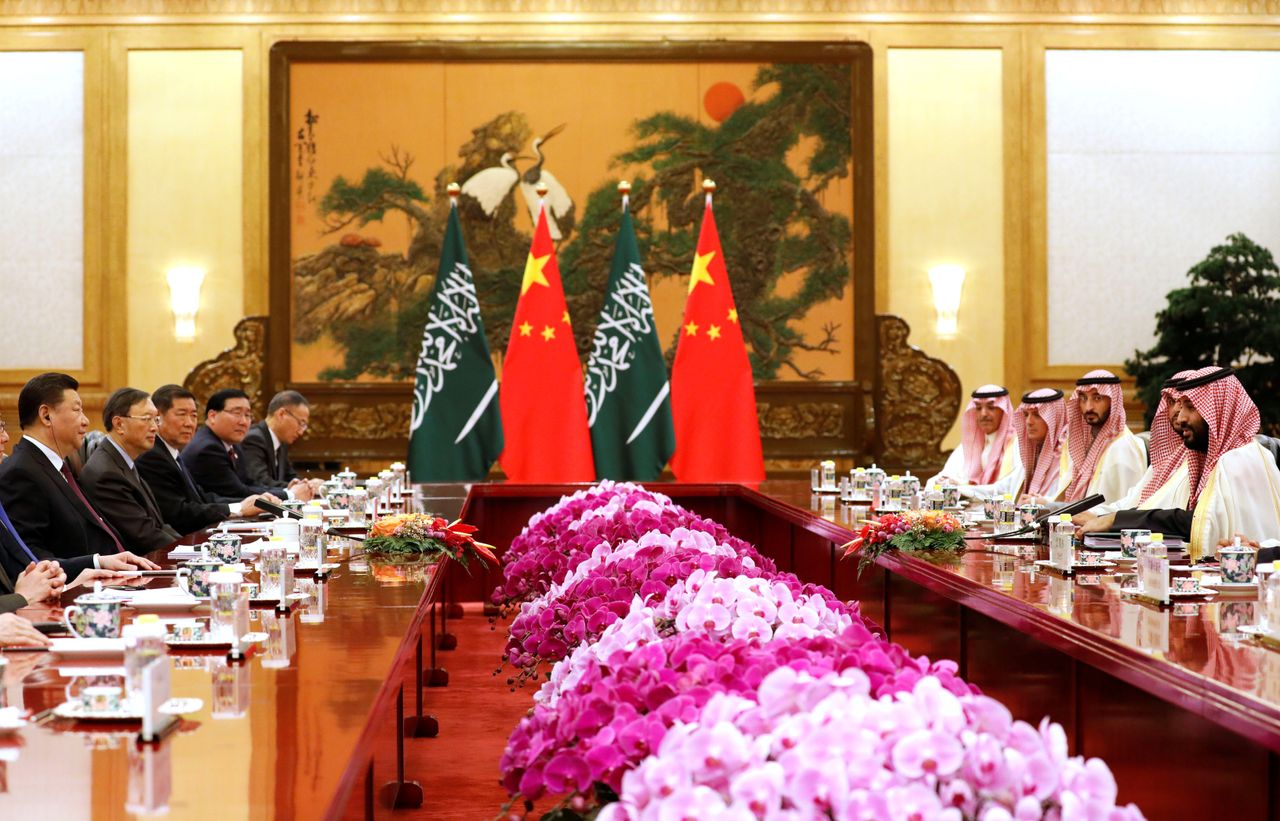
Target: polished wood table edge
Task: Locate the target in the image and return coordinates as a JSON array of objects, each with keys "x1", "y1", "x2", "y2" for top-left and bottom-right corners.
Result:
[
  {"x1": 143, "y1": 521, "x2": 450, "y2": 818},
  {"x1": 458, "y1": 481, "x2": 1280, "y2": 754},
  {"x1": 324, "y1": 558, "x2": 446, "y2": 820}
]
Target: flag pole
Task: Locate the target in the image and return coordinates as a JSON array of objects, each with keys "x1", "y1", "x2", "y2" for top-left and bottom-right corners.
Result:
[{"x1": 618, "y1": 179, "x2": 631, "y2": 213}]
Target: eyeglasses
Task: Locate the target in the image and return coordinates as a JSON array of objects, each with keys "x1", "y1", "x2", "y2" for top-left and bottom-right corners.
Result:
[
  {"x1": 284, "y1": 408, "x2": 309, "y2": 431},
  {"x1": 219, "y1": 409, "x2": 254, "y2": 421},
  {"x1": 126, "y1": 415, "x2": 160, "y2": 427}
]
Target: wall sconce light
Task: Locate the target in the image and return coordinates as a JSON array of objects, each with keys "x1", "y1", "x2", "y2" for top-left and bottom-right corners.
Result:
[
  {"x1": 928, "y1": 264, "x2": 966, "y2": 339},
  {"x1": 166, "y1": 266, "x2": 206, "y2": 343}
]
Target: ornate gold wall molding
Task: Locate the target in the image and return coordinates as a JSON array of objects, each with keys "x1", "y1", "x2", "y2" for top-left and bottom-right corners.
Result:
[
  {"x1": 6, "y1": 0, "x2": 1280, "y2": 22},
  {"x1": 183, "y1": 316, "x2": 269, "y2": 417},
  {"x1": 757, "y1": 401, "x2": 845, "y2": 440},
  {"x1": 875, "y1": 314, "x2": 960, "y2": 470}
]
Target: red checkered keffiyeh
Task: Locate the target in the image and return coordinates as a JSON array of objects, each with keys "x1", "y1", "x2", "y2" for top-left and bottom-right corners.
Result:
[
  {"x1": 961, "y1": 385, "x2": 1014, "y2": 486},
  {"x1": 1139, "y1": 369, "x2": 1195, "y2": 504},
  {"x1": 1014, "y1": 388, "x2": 1067, "y2": 498},
  {"x1": 1178, "y1": 366, "x2": 1260, "y2": 506},
  {"x1": 1063, "y1": 370, "x2": 1128, "y2": 501}
]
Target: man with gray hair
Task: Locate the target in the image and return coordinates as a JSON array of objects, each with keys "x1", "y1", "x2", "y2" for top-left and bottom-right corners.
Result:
[
  {"x1": 242, "y1": 390, "x2": 321, "y2": 497},
  {"x1": 80, "y1": 387, "x2": 181, "y2": 551}
]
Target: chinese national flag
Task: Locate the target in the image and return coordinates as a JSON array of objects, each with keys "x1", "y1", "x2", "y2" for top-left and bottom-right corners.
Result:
[
  {"x1": 499, "y1": 204, "x2": 596, "y2": 482},
  {"x1": 670, "y1": 197, "x2": 765, "y2": 482}
]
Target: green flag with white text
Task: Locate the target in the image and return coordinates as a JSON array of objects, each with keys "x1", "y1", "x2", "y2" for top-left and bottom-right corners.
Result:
[
  {"x1": 584, "y1": 199, "x2": 675, "y2": 480},
  {"x1": 408, "y1": 202, "x2": 503, "y2": 481}
]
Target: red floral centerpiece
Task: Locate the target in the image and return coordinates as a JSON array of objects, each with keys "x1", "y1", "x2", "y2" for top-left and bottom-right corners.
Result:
[
  {"x1": 364, "y1": 514, "x2": 499, "y2": 571},
  {"x1": 842, "y1": 510, "x2": 966, "y2": 573}
]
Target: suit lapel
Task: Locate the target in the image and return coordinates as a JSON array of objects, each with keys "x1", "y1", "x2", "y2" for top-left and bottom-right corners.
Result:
[
  {"x1": 21, "y1": 439, "x2": 98, "y2": 531},
  {"x1": 108, "y1": 444, "x2": 164, "y2": 522},
  {"x1": 165, "y1": 445, "x2": 202, "y2": 501},
  {"x1": 257, "y1": 422, "x2": 278, "y2": 479}
]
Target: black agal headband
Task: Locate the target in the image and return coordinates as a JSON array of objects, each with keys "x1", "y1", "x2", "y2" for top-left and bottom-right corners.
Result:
[
  {"x1": 1021, "y1": 389, "x2": 1064, "y2": 404},
  {"x1": 1176, "y1": 367, "x2": 1235, "y2": 391}
]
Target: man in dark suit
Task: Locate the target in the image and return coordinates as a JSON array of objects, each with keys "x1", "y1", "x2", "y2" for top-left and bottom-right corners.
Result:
[
  {"x1": 137, "y1": 385, "x2": 267, "y2": 534},
  {"x1": 0, "y1": 373, "x2": 158, "y2": 576},
  {"x1": 185, "y1": 388, "x2": 311, "y2": 501},
  {"x1": 80, "y1": 387, "x2": 182, "y2": 552},
  {"x1": 241, "y1": 390, "x2": 321, "y2": 497}
]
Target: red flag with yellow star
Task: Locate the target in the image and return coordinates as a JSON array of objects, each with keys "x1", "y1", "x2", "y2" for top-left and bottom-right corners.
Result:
[
  {"x1": 670, "y1": 194, "x2": 765, "y2": 482},
  {"x1": 498, "y1": 203, "x2": 595, "y2": 481}
]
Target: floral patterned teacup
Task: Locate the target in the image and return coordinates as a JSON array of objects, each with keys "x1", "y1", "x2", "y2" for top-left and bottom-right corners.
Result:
[
  {"x1": 1120, "y1": 529, "x2": 1150, "y2": 559},
  {"x1": 1172, "y1": 575, "x2": 1201, "y2": 594},
  {"x1": 178, "y1": 559, "x2": 223, "y2": 598},
  {"x1": 209, "y1": 532, "x2": 243, "y2": 564},
  {"x1": 80, "y1": 685, "x2": 123, "y2": 713},
  {"x1": 1220, "y1": 547, "x2": 1258, "y2": 584},
  {"x1": 62, "y1": 594, "x2": 122, "y2": 639},
  {"x1": 167, "y1": 619, "x2": 206, "y2": 643}
]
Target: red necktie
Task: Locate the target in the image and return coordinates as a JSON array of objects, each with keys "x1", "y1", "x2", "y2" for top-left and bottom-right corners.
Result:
[
  {"x1": 60, "y1": 462, "x2": 125, "y2": 553},
  {"x1": 227, "y1": 445, "x2": 239, "y2": 469}
]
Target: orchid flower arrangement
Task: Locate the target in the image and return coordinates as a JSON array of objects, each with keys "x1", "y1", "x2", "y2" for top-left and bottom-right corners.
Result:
[
  {"x1": 492, "y1": 487, "x2": 774, "y2": 615},
  {"x1": 502, "y1": 626, "x2": 976, "y2": 807},
  {"x1": 601, "y1": 668, "x2": 1144, "y2": 821},
  {"x1": 494, "y1": 483, "x2": 1143, "y2": 821}
]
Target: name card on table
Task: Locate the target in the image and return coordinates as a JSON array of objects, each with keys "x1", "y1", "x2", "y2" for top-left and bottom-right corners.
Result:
[
  {"x1": 139, "y1": 657, "x2": 176, "y2": 743},
  {"x1": 126, "y1": 733, "x2": 173, "y2": 814},
  {"x1": 1138, "y1": 553, "x2": 1170, "y2": 605}
]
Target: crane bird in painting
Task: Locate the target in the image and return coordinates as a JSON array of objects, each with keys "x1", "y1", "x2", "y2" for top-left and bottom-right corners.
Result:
[
  {"x1": 459, "y1": 151, "x2": 531, "y2": 217},
  {"x1": 519, "y1": 124, "x2": 576, "y2": 241}
]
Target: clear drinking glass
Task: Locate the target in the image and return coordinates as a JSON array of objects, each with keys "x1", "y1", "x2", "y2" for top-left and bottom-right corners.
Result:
[
  {"x1": 299, "y1": 517, "x2": 325, "y2": 566},
  {"x1": 349, "y1": 488, "x2": 369, "y2": 526},
  {"x1": 258, "y1": 547, "x2": 288, "y2": 598}
]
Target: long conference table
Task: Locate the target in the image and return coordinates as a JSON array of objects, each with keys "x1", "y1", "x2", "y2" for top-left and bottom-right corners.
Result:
[{"x1": 0, "y1": 480, "x2": 1278, "y2": 819}]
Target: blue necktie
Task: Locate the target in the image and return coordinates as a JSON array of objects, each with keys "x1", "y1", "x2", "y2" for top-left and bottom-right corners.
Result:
[{"x1": 0, "y1": 499, "x2": 38, "y2": 563}]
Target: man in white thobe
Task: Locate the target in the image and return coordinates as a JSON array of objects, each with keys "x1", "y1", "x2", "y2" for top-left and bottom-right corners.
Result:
[{"x1": 929, "y1": 385, "x2": 1023, "y2": 498}]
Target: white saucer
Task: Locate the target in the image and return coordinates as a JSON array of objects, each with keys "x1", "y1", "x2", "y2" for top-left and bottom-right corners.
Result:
[
  {"x1": 159, "y1": 698, "x2": 203, "y2": 715},
  {"x1": 1201, "y1": 577, "x2": 1259, "y2": 592},
  {"x1": 53, "y1": 701, "x2": 141, "y2": 721},
  {"x1": 52, "y1": 697, "x2": 203, "y2": 721},
  {"x1": 48, "y1": 638, "x2": 127, "y2": 657},
  {"x1": 0, "y1": 707, "x2": 27, "y2": 732},
  {"x1": 1121, "y1": 586, "x2": 1217, "y2": 600}
]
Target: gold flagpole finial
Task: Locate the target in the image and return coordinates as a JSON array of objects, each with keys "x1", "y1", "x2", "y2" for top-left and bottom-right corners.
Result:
[
  {"x1": 535, "y1": 181, "x2": 549, "y2": 198},
  {"x1": 447, "y1": 182, "x2": 460, "y2": 205}
]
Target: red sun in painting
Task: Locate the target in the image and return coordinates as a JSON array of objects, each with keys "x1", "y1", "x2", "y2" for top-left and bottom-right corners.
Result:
[{"x1": 703, "y1": 81, "x2": 745, "y2": 123}]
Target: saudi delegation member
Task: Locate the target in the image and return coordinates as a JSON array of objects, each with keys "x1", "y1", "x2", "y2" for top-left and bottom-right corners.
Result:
[
  {"x1": 1079, "y1": 367, "x2": 1280, "y2": 562},
  {"x1": 1013, "y1": 388, "x2": 1067, "y2": 501},
  {"x1": 928, "y1": 385, "x2": 1022, "y2": 497},
  {"x1": 1056, "y1": 370, "x2": 1147, "y2": 506}
]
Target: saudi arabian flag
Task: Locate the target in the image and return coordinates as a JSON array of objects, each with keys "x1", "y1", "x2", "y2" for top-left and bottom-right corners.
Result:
[
  {"x1": 584, "y1": 196, "x2": 675, "y2": 480},
  {"x1": 408, "y1": 201, "x2": 503, "y2": 481}
]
